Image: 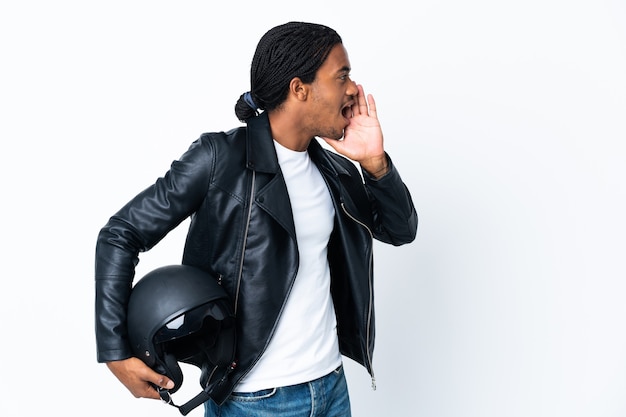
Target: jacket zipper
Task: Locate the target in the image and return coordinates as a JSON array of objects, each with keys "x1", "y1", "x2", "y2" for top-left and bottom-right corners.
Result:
[
  {"x1": 340, "y1": 202, "x2": 377, "y2": 390},
  {"x1": 230, "y1": 169, "x2": 301, "y2": 387},
  {"x1": 233, "y1": 172, "x2": 377, "y2": 390},
  {"x1": 234, "y1": 170, "x2": 255, "y2": 314}
]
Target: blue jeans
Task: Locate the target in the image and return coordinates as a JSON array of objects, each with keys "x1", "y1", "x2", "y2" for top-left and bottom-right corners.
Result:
[{"x1": 205, "y1": 365, "x2": 351, "y2": 417}]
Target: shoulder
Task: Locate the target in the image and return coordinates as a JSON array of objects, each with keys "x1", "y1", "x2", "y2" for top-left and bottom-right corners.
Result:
[
  {"x1": 180, "y1": 126, "x2": 247, "y2": 163},
  {"x1": 196, "y1": 126, "x2": 247, "y2": 148}
]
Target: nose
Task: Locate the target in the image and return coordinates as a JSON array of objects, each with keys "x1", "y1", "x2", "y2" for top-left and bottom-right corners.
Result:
[{"x1": 347, "y1": 80, "x2": 358, "y2": 97}]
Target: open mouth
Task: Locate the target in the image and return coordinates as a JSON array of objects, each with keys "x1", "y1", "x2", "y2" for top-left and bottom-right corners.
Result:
[{"x1": 341, "y1": 102, "x2": 353, "y2": 121}]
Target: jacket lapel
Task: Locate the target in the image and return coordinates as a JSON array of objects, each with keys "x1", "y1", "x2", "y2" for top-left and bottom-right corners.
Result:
[{"x1": 245, "y1": 113, "x2": 296, "y2": 240}]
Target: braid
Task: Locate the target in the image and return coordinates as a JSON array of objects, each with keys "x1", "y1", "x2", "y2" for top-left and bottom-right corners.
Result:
[{"x1": 235, "y1": 22, "x2": 342, "y2": 122}]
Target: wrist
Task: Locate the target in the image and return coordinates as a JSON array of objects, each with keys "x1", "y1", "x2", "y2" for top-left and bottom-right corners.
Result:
[{"x1": 362, "y1": 155, "x2": 389, "y2": 179}]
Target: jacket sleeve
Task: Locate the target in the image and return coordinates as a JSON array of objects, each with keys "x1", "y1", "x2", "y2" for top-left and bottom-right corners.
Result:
[
  {"x1": 361, "y1": 154, "x2": 418, "y2": 246},
  {"x1": 94, "y1": 137, "x2": 214, "y2": 362}
]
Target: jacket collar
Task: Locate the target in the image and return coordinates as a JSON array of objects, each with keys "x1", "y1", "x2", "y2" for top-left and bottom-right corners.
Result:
[
  {"x1": 245, "y1": 112, "x2": 279, "y2": 174},
  {"x1": 245, "y1": 111, "x2": 351, "y2": 177}
]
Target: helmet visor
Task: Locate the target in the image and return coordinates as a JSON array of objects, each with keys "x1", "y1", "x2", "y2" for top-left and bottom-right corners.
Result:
[{"x1": 153, "y1": 300, "x2": 231, "y2": 361}]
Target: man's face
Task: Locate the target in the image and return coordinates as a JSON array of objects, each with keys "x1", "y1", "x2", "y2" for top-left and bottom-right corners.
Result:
[{"x1": 306, "y1": 44, "x2": 359, "y2": 140}]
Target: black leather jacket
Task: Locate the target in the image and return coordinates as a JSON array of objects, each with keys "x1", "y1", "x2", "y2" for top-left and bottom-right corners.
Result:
[{"x1": 95, "y1": 112, "x2": 417, "y2": 403}]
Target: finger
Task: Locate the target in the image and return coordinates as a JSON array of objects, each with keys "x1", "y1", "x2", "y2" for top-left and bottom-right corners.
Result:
[
  {"x1": 367, "y1": 93, "x2": 378, "y2": 120},
  {"x1": 141, "y1": 383, "x2": 162, "y2": 400},
  {"x1": 353, "y1": 84, "x2": 367, "y2": 116}
]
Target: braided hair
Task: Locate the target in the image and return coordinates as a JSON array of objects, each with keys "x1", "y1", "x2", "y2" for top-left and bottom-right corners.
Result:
[{"x1": 235, "y1": 22, "x2": 342, "y2": 122}]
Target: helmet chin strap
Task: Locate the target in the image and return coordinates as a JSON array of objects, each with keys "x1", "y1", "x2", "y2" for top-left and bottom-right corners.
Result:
[{"x1": 157, "y1": 361, "x2": 238, "y2": 416}]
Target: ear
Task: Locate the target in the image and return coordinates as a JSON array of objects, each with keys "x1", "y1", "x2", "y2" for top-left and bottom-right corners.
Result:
[{"x1": 288, "y1": 77, "x2": 309, "y2": 102}]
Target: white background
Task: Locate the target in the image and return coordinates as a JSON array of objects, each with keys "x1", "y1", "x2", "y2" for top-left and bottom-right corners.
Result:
[{"x1": 1, "y1": 1, "x2": 625, "y2": 416}]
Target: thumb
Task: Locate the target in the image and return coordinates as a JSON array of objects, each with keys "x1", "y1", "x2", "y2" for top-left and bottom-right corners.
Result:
[
  {"x1": 320, "y1": 136, "x2": 345, "y2": 151},
  {"x1": 156, "y1": 375, "x2": 175, "y2": 390},
  {"x1": 145, "y1": 368, "x2": 175, "y2": 390}
]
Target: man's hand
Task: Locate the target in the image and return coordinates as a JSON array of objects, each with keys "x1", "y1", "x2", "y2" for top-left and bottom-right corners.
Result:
[
  {"x1": 107, "y1": 357, "x2": 175, "y2": 400},
  {"x1": 321, "y1": 84, "x2": 389, "y2": 178}
]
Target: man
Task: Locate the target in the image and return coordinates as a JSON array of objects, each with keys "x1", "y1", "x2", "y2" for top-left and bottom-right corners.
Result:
[{"x1": 95, "y1": 21, "x2": 417, "y2": 416}]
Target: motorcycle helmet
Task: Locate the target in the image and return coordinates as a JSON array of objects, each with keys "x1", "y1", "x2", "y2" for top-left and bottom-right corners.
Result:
[{"x1": 127, "y1": 265, "x2": 237, "y2": 415}]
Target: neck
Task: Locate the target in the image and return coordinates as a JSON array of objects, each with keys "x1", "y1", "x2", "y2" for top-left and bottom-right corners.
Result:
[{"x1": 268, "y1": 109, "x2": 312, "y2": 152}]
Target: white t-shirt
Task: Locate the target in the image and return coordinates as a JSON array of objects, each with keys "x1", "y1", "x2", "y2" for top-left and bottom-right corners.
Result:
[{"x1": 235, "y1": 140, "x2": 341, "y2": 392}]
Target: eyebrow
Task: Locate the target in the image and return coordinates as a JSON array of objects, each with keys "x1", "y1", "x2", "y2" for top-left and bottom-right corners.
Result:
[{"x1": 337, "y1": 66, "x2": 351, "y2": 74}]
